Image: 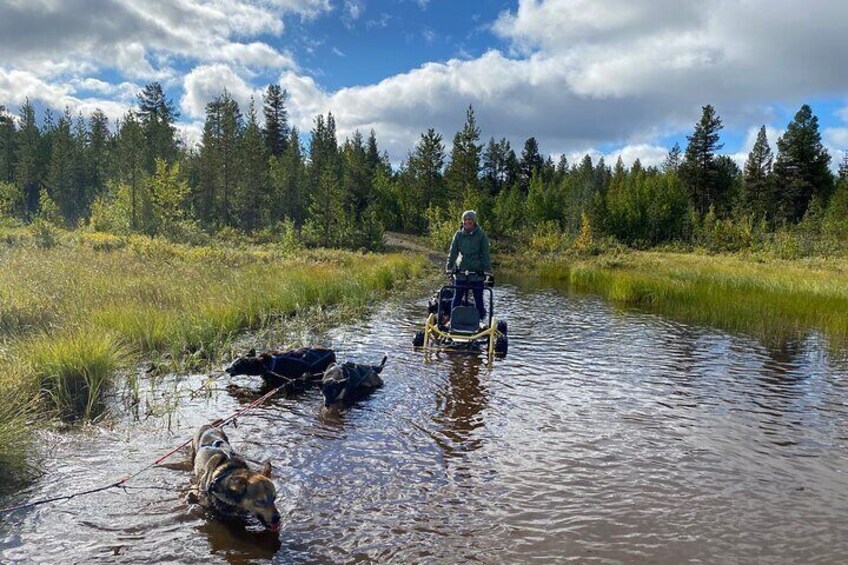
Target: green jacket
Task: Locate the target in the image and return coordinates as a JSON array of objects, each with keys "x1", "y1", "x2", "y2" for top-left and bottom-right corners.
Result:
[{"x1": 446, "y1": 225, "x2": 492, "y2": 274}]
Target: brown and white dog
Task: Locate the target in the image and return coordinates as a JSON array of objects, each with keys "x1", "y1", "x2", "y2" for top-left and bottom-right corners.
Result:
[{"x1": 190, "y1": 424, "x2": 281, "y2": 532}]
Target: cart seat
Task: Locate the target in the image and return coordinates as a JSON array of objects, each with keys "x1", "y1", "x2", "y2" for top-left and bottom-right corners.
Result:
[{"x1": 449, "y1": 306, "x2": 480, "y2": 334}]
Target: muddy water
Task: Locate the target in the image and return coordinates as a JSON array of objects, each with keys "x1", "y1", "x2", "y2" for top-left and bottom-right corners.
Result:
[{"x1": 2, "y1": 277, "x2": 848, "y2": 564}]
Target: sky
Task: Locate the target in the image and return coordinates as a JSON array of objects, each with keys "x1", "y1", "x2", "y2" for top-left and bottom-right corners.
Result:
[{"x1": 1, "y1": 0, "x2": 847, "y2": 169}]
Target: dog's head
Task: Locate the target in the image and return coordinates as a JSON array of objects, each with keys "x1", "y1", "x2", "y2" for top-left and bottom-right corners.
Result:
[
  {"x1": 321, "y1": 364, "x2": 348, "y2": 406},
  {"x1": 211, "y1": 461, "x2": 281, "y2": 531},
  {"x1": 226, "y1": 349, "x2": 266, "y2": 376}
]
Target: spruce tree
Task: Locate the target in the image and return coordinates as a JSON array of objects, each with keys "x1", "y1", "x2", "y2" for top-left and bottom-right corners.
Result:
[
  {"x1": 482, "y1": 137, "x2": 513, "y2": 195},
  {"x1": 236, "y1": 99, "x2": 270, "y2": 231},
  {"x1": 269, "y1": 127, "x2": 306, "y2": 226},
  {"x1": 662, "y1": 142, "x2": 682, "y2": 173},
  {"x1": 88, "y1": 110, "x2": 111, "y2": 204},
  {"x1": 773, "y1": 104, "x2": 833, "y2": 222},
  {"x1": 680, "y1": 104, "x2": 724, "y2": 215},
  {"x1": 136, "y1": 82, "x2": 179, "y2": 172},
  {"x1": 46, "y1": 110, "x2": 82, "y2": 224},
  {"x1": 262, "y1": 84, "x2": 289, "y2": 158},
  {"x1": 444, "y1": 105, "x2": 482, "y2": 199},
  {"x1": 405, "y1": 128, "x2": 446, "y2": 232},
  {"x1": 341, "y1": 130, "x2": 372, "y2": 221},
  {"x1": 15, "y1": 99, "x2": 43, "y2": 215},
  {"x1": 519, "y1": 137, "x2": 544, "y2": 193},
  {"x1": 115, "y1": 112, "x2": 145, "y2": 230},
  {"x1": 742, "y1": 126, "x2": 774, "y2": 221},
  {"x1": 0, "y1": 105, "x2": 15, "y2": 183}
]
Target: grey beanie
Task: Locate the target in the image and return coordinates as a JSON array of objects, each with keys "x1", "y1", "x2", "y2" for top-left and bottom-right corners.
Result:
[{"x1": 461, "y1": 210, "x2": 477, "y2": 222}]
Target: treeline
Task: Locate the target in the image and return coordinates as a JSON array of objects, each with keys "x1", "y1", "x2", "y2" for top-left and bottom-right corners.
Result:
[{"x1": 1, "y1": 83, "x2": 847, "y2": 254}]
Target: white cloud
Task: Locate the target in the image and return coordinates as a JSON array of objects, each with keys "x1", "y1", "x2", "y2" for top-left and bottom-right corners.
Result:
[
  {"x1": 344, "y1": 0, "x2": 364, "y2": 23},
  {"x1": 0, "y1": 0, "x2": 329, "y2": 82},
  {"x1": 0, "y1": 68, "x2": 132, "y2": 123},
  {"x1": 824, "y1": 128, "x2": 848, "y2": 151},
  {"x1": 4, "y1": 0, "x2": 848, "y2": 168},
  {"x1": 181, "y1": 64, "x2": 260, "y2": 119},
  {"x1": 727, "y1": 125, "x2": 783, "y2": 168}
]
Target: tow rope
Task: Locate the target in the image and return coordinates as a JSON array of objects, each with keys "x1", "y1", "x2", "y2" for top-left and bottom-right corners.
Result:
[{"x1": 0, "y1": 372, "x2": 313, "y2": 516}]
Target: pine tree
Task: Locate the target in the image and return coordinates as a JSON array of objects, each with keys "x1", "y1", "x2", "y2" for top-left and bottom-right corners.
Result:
[
  {"x1": 15, "y1": 99, "x2": 43, "y2": 215},
  {"x1": 839, "y1": 151, "x2": 848, "y2": 182},
  {"x1": 365, "y1": 129, "x2": 385, "y2": 177},
  {"x1": 0, "y1": 105, "x2": 15, "y2": 183},
  {"x1": 482, "y1": 137, "x2": 513, "y2": 195},
  {"x1": 444, "y1": 105, "x2": 481, "y2": 199},
  {"x1": 269, "y1": 127, "x2": 306, "y2": 226},
  {"x1": 680, "y1": 104, "x2": 724, "y2": 215},
  {"x1": 46, "y1": 110, "x2": 82, "y2": 224},
  {"x1": 405, "y1": 128, "x2": 446, "y2": 232},
  {"x1": 236, "y1": 99, "x2": 270, "y2": 231},
  {"x1": 115, "y1": 112, "x2": 145, "y2": 230},
  {"x1": 194, "y1": 92, "x2": 243, "y2": 227},
  {"x1": 773, "y1": 104, "x2": 833, "y2": 222},
  {"x1": 262, "y1": 84, "x2": 289, "y2": 158},
  {"x1": 305, "y1": 113, "x2": 346, "y2": 244},
  {"x1": 662, "y1": 142, "x2": 682, "y2": 173},
  {"x1": 308, "y1": 113, "x2": 340, "y2": 195},
  {"x1": 742, "y1": 126, "x2": 774, "y2": 221},
  {"x1": 88, "y1": 110, "x2": 111, "y2": 204},
  {"x1": 519, "y1": 137, "x2": 544, "y2": 193},
  {"x1": 136, "y1": 82, "x2": 179, "y2": 172},
  {"x1": 341, "y1": 130, "x2": 372, "y2": 221}
]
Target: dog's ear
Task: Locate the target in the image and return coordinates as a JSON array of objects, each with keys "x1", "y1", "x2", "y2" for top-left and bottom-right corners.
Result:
[
  {"x1": 226, "y1": 476, "x2": 248, "y2": 495},
  {"x1": 248, "y1": 348, "x2": 256, "y2": 357},
  {"x1": 261, "y1": 460, "x2": 273, "y2": 478}
]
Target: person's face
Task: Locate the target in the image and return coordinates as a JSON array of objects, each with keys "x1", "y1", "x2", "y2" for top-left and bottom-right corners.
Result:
[{"x1": 463, "y1": 217, "x2": 475, "y2": 229}]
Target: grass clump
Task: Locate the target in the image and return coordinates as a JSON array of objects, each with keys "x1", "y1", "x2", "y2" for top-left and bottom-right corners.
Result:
[
  {"x1": 509, "y1": 250, "x2": 848, "y2": 347},
  {"x1": 0, "y1": 228, "x2": 427, "y2": 480},
  {"x1": 27, "y1": 328, "x2": 125, "y2": 421}
]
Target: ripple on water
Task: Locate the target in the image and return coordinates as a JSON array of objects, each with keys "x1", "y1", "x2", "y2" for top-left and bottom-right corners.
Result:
[{"x1": 3, "y1": 281, "x2": 848, "y2": 563}]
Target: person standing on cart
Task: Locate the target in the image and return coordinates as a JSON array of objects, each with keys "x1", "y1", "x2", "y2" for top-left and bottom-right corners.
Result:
[{"x1": 445, "y1": 210, "x2": 492, "y2": 323}]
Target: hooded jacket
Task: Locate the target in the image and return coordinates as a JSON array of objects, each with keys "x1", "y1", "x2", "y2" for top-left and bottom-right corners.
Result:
[{"x1": 446, "y1": 224, "x2": 492, "y2": 274}]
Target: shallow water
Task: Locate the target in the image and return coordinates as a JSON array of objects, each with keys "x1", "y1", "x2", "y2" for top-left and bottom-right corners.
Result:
[{"x1": 2, "y1": 277, "x2": 848, "y2": 564}]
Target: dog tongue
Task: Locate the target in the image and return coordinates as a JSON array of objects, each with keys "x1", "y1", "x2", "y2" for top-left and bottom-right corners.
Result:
[{"x1": 267, "y1": 522, "x2": 281, "y2": 532}]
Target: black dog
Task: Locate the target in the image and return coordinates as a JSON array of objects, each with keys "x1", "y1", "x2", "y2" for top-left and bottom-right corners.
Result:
[
  {"x1": 321, "y1": 356, "x2": 387, "y2": 407},
  {"x1": 227, "y1": 347, "x2": 336, "y2": 386}
]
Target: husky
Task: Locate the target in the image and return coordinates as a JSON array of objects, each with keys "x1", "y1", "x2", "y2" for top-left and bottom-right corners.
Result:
[
  {"x1": 321, "y1": 355, "x2": 387, "y2": 407},
  {"x1": 226, "y1": 347, "x2": 337, "y2": 386},
  {"x1": 190, "y1": 424, "x2": 281, "y2": 532}
]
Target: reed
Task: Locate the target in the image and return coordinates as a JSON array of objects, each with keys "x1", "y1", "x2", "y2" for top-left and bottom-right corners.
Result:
[
  {"x1": 512, "y1": 251, "x2": 848, "y2": 346},
  {"x1": 26, "y1": 328, "x2": 125, "y2": 421},
  {"x1": 0, "y1": 227, "x2": 426, "y2": 480}
]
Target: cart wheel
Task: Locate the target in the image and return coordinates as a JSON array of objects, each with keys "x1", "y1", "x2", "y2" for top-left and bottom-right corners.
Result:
[
  {"x1": 496, "y1": 320, "x2": 508, "y2": 336},
  {"x1": 413, "y1": 331, "x2": 425, "y2": 347},
  {"x1": 494, "y1": 335, "x2": 508, "y2": 356}
]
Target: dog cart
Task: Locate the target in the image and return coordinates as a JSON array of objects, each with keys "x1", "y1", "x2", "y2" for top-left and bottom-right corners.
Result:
[{"x1": 413, "y1": 270, "x2": 508, "y2": 361}]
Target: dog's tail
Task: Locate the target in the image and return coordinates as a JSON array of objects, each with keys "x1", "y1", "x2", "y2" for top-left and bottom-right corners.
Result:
[{"x1": 375, "y1": 354, "x2": 388, "y2": 373}]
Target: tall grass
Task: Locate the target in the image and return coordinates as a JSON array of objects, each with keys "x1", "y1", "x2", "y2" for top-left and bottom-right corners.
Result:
[
  {"x1": 0, "y1": 227, "x2": 426, "y2": 481},
  {"x1": 511, "y1": 251, "x2": 848, "y2": 347}
]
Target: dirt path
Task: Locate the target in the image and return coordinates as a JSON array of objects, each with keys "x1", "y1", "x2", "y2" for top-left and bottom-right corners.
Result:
[{"x1": 383, "y1": 231, "x2": 444, "y2": 265}]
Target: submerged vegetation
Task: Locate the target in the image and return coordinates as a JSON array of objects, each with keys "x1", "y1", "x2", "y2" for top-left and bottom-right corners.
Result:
[{"x1": 0, "y1": 226, "x2": 426, "y2": 482}]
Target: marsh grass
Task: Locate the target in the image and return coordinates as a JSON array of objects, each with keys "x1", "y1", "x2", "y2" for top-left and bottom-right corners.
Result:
[
  {"x1": 26, "y1": 328, "x2": 125, "y2": 421},
  {"x1": 511, "y1": 251, "x2": 848, "y2": 347},
  {"x1": 0, "y1": 226, "x2": 425, "y2": 480}
]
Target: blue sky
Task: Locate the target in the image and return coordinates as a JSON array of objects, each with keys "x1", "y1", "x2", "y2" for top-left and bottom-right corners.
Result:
[{"x1": 1, "y1": 0, "x2": 847, "y2": 169}]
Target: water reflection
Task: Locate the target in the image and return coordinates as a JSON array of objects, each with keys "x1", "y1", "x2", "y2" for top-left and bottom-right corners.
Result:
[
  {"x1": 430, "y1": 352, "x2": 489, "y2": 460},
  {"x1": 197, "y1": 519, "x2": 282, "y2": 564}
]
